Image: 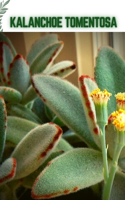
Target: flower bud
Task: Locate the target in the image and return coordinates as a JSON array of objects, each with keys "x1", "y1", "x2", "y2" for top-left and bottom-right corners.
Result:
[
  {"x1": 90, "y1": 88, "x2": 112, "y2": 126},
  {"x1": 115, "y1": 93, "x2": 125, "y2": 110}
]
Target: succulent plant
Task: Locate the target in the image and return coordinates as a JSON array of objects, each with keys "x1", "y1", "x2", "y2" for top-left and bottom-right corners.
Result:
[
  {"x1": 0, "y1": 33, "x2": 76, "y2": 200},
  {"x1": 30, "y1": 47, "x2": 125, "y2": 200},
  {"x1": 0, "y1": 33, "x2": 125, "y2": 200}
]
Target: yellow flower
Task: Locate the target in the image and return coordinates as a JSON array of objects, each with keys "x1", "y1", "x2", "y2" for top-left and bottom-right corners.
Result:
[
  {"x1": 115, "y1": 92, "x2": 125, "y2": 110},
  {"x1": 111, "y1": 109, "x2": 125, "y2": 132},
  {"x1": 90, "y1": 88, "x2": 112, "y2": 126},
  {"x1": 90, "y1": 88, "x2": 112, "y2": 104}
]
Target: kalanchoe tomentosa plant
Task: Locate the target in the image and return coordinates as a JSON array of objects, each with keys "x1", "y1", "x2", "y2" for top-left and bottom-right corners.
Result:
[
  {"x1": 30, "y1": 46, "x2": 125, "y2": 200},
  {"x1": 0, "y1": 33, "x2": 125, "y2": 200},
  {"x1": 0, "y1": 33, "x2": 76, "y2": 200}
]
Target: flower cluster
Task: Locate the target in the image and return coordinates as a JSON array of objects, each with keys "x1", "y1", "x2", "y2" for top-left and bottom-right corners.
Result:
[
  {"x1": 90, "y1": 88, "x2": 112, "y2": 104},
  {"x1": 90, "y1": 88, "x2": 112, "y2": 126},
  {"x1": 115, "y1": 92, "x2": 125, "y2": 110},
  {"x1": 111, "y1": 109, "x2": 125, "y2": 132}
]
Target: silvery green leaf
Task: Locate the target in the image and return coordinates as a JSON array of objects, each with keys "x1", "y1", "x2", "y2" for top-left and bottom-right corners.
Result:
[
  {"x1": 55, "y1": 138, "x2": 73, "y2": 152},
  {"x1": 7, "y1": 103, "x2": 42, "y2": 124},
  {"x1": 27, "y1": 34, "x2": 61, "y2": 66},
  {"x1": 6, "y1": 116, "x2": 38, "y2": 145},
  {"x1": 0, "y1": 158, "x2": 16, "y2": 186},
  {"x1": 0, "y1": 96, "x2": 7, "y2": 161},
  {"x1": 30, "y1": 42, "x2": 63, "y2": 75},
  {"x1": 31, "y1": 74, "x2": 98, "y2": 149},
  {"x1": 11, "y1": 123, "x2": 63, "y2": 179},
  {"x1": 0, "y1": 42, "x2": 13, "y2": 85},
  {"x1": 44, "y1": 61, "x2": 76, "y2": 78},
  {"x1": 0, "y1": 33, "x2": 16, "y2": 56},
  {"x1": 31, "y1": 148, "x2": 103, "y2": 199},
  {"x1": 95, "y1": 46, "x2": 125, "y2": 115},
  {"x1": 22, "y1": 151, "x2": 63, "y2": 189},
  {"x1": 78, "y1": 75, "x2": 100, "y2": 148},
  {"x1": 7, "y1": 54, "x2": 30, "y2": 94},
  {"x1": 0, "y1": 86, "x2": 22, "y2": 103}
]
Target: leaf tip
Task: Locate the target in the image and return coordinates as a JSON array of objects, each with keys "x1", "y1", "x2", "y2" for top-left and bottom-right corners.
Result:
[{"x1": 0, "y1": 158, "x2": 17, "y2": 184}]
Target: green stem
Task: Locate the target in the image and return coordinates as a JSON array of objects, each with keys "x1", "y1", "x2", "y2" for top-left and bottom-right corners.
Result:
[
  {"x1": 103, "y1": 143, "x2": 123, "y2": 200},
  {"x1": 99, "y1": 124, "x2": 109, "y2": 183}
]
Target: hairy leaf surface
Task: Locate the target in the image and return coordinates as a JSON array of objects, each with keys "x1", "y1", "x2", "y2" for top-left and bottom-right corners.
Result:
[
  {"x1": 0, "y1": 86, "x2": 22, "y2": 103},
  {"x1": 0, "y1": 42, "x2": 13, "y2": 85},
  {"x1": 0, "y1": 158, "x2": 16, "y2": 185},
  {"x1": 78, "y1": 75, "x2": 100, "y2": 148},
  {"x1": 32, "y1": 148, "x2": 103, "y2": 199},
  {"x1": 27, "y1": 34, "x2": 61, "y2": 66},
  {"x1": 95, "y1": 46, "x2": 125, "y2": 115},
  {"x1": 6, "y1": 116, "x2": 38, "y2": 145},
  {"x1": 32, "y1": 74, "x2": 98, "y2": 149},
  {"x1": 7, "y1": 103, "x2": 42, "y2": 124},
  {"x1": 8, "y1": 54, "x2": 30, "y2": 94},
  {"x1": 11, "y1": 123, "x2": 62, "y2": 179},
  {"x1": 0, "y1": 96, "x2": 7, "y2": 161},
  {"x1": 0, "y1": 33, "x2": 16, "y2": 56},
  {"x1": 44, "y1": 61, "x2": 76, "y2": 78}
]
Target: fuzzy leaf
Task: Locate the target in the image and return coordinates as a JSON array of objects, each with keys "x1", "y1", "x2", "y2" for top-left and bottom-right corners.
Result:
[
  {"x1": 32, "y1": 97, "x2": 49, "y2": 123},
  {"x1": 0, "y1": 158, "x2": 16, "y2": 185},
  {"x1": 110, "y1": 171, "x2": 125, "y2": 200},
  {"x1": 0, "y1": 33, "x2": 16, "y2": 56},
  {"x1": 0, "y1": 42, "x2": 13, "y2": 85},
  {"x1": 30, "y1": 42, "x2": 63, "y2": 75},
  {"x1": 22, "y1": 151, "x2": 63, "y2": 189},
  {"x1": 21, "y1": 85, "x2": 37, "y2": 105},
  {"x1": 32, "y1": 74, "x2": 98, "y2": 149},
  {"x1": 44, "y1": 61, "x2": 76, "y2": 78},
  {"x1": 55, "y1": 138, "x2": 73, "y2": 152},
  {"x1": 0, "y1": 96, "x2": 7, "y2": 161},
  {"x1": 31, "y1": 148, "x2": 103, "y2": 199},
  {"x1": 7, "y1": 54, "x2": 31, "y2": 94},
  {"x1": 27, "y1": 34, "x2": 61, "y2": 66},
  {"x1": 78, "y1": 75, "x2": 100, "y2": 148},
  {"x1": 7, "y1": 103, "x2": 42, "y2": 124},
  {"x1": 11, "y1": 123, "x2": 63, "y2": 179},
  {"x1": 95, "y1": 46, "x2": 125, "y2": 115},
  {"x1": 6, "y1": 116, "x2": 38, "y2": 145},
  {"x1": 0, "y1": 86, "x2": 22, "y2": 103}
]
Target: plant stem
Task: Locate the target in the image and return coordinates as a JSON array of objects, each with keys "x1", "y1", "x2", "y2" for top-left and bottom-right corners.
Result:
[
  {"x1": 99, "y1": 124, "x2": 109, "y2": 183},
  {"x1": 102, "y1": 143, "x2": 123, "y2": 200}
]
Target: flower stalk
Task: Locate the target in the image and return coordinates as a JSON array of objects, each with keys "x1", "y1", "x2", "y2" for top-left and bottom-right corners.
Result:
[
  {"x1": 99, "y1": 125, "x2": 109, "y2": 183},
  {"x1": 90, "y1": 88, "x2": 112, "y2": 183},
  {"x1": 103, "y1": 142, "x2": 123, "y2": 200},
  {"x1": 103, "y1": 109, "x2": 125, "y2": 200}
]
